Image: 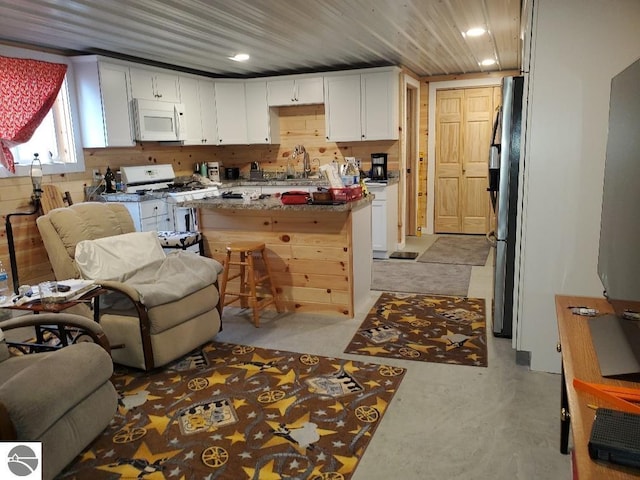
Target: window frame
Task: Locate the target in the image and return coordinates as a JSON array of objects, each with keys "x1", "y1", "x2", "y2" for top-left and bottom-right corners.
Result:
[{"x1": 0, "y1": 44, "x2": 85, "y2": 178}]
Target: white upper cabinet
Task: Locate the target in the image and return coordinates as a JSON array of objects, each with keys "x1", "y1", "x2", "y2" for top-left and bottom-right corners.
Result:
[
  {"x1": 179, "y1": 76, "x2": 218, "y2": 145},
  {"x1": 214, "y1": 81, "x2": 248, "y2": 145},
  {"x1": 198, "y1": 81, "x2": 218, "y2": 144},
  {"x1": 324, "y1": 74, "x2": 362, "y2": 142},
  {"x1": 324, "y1": 67, "x2": 400, "y2": 142},
  {"x1": 71, "y1": 56, "x2": 135, "y2": 148},
  {"x1": 215, "y1": 81, "x2": 279, "y2": 145},
  {"x1": 267, "y1": 76, "x2": 324, "y2": 106},
  {"x1": 130, "y1": 67, "x2": 180, "y2": 103},
  {"x1": 72, "y1": 55, "x2": 400, "y2": 149},
  {"x1": 246, "y1": 81, "x2": 279, "y2": 144},
  {"x1": 361, "y1": 70, "x2": 400, "y2": 141}
]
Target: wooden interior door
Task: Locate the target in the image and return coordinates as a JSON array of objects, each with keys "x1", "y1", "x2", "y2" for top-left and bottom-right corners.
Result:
[
  {"x1": 434, "y1": 89, "x2": 463, "y2": 232},
  {"x1": 434, "y1": 86, "x2": 497, "y2": 234}
]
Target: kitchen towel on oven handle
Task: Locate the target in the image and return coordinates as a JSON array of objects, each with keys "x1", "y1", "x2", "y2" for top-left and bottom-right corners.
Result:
[{"x1": 280, "y1": 191, "x2": 311, "y2": 205}]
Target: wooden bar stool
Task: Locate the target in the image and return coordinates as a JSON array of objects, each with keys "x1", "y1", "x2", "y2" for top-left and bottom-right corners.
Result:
[{"x1": 219, "y1": 241, "x2": 280, "y2": 327}]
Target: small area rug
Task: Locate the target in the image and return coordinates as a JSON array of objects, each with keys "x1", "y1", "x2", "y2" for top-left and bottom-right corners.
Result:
[
  {"x1": 344, "y1": 292, "x2": 487, "y2": 367},
  {"x1": 417, "y1": 235, "x2": 491, "y2": 266},
  {"x1": 372, "y1": 260, "x2": 471, "y2": 296},
  {"x1": 60, "y1": 342, "x2": 406, "y2": 480}
]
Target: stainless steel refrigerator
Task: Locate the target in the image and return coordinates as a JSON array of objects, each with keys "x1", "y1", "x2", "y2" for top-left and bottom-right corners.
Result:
[{"x1": 488, "y1": 76, "x2": 524, "y2": 338}]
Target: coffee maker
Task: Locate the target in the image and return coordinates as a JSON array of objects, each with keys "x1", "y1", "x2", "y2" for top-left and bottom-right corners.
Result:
[{"x1": 370, "y1": 153, "x2": 388, "y2": 181}]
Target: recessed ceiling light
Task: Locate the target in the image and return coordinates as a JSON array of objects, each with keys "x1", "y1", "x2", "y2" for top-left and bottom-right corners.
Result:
[
  {"x1": 229, "y1": 53, "x2": 250, "y2": 62},
  {"x1": 465, "y1": 27, "x2": 486, "y2": 37},
  {"x1": 481, "y1": 58, "x2": 496, "y2": 66}
]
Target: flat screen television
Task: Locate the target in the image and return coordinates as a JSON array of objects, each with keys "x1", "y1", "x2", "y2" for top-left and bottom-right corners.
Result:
[{"x1": 589, "y1": 57, "x2": 640, "y2": 379}]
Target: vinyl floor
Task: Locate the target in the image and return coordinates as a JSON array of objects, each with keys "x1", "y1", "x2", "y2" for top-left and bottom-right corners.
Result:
[{"x1": 218, "y1": 234, "x2": 571, "y2": 480}]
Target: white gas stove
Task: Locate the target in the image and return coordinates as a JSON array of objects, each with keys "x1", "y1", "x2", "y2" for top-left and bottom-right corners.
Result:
[
  {"x1": 120, "y1": 164, "x2": 219, "y2": 201},
  {"x1": 119, "y1": 164, "x2": 218, "y2": 236}
]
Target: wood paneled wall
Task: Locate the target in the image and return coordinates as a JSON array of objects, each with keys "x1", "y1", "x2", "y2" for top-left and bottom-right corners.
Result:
[
  {"x1": 0, "y1": 105, "x2": 399, "y2": 289},
  {"x1": 418, "y1": 79, "x2": 430, "y2": 233}
]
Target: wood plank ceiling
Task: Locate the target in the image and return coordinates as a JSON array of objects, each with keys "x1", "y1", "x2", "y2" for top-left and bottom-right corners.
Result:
[{"x1": 0, "y1": 0, "x2": 522, "y2": 78}]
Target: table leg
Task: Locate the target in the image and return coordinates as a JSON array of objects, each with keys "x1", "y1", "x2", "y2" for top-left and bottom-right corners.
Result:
[
  {"x1": 93, "y1": 296, "x2": 100, "y2": 322},
  {"x1": 560, "y1": 361, "x2": 571, "y2": 454}
]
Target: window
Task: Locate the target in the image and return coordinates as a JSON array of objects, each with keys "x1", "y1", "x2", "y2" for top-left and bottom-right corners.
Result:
[{"x1": 0, "y1": 45, "x2": 84, "y2": 178}]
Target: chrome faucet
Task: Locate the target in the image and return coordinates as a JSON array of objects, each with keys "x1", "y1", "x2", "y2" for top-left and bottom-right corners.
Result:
[
  {"x1": 311, "y1": 158, "x2": 320, "y2": 174},
  {"x1": 294, "y1": 145, "x2": 311, "y2": 178}
]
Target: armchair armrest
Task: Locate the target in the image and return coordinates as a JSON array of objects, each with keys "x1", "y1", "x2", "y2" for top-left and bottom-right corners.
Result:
[
  {"x1": 98, "y1": 280, "x2": 142, "y2": 302},
  {"x1": 0, "y1": 313, "x2": 110, "y2": 353},
  {"x1": 0, "y1": 341, "x2": 113, "y2": 440}
]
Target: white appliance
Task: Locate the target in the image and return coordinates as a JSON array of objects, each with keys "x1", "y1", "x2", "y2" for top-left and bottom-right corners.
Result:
[
  {"x1": 119, "y1": 165, "x2": 219, "y2": 251},
  {"x1": 132, "y1": 98, "x2": 186, "y2": 142},
  {"x1": 207, "y1": 162, "x2": 220, "y2": 182}
]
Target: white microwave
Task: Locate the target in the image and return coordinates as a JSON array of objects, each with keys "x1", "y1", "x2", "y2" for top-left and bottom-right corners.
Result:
[{"x1": 132, "y1": 98, "x2": 186, "y2": 142}]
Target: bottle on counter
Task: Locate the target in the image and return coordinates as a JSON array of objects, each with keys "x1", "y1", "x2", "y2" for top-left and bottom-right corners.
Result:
[
  {"x1": 0, "y1": 260, "x2": 9, "y2": 302},
  {"x1": 286, "y1": 159, "x2": 295, "y2": 179},
  {"x1": 342, "y1": 159, "x2": 359, "y2": 186},
  {"x1": 104, "y1": 166, "x2": 116, "y2": 193}
]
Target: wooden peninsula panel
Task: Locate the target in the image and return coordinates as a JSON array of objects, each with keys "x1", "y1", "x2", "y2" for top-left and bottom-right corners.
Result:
[{"x1": 193, "y1": 197, "x2": 372, "y2": 318}]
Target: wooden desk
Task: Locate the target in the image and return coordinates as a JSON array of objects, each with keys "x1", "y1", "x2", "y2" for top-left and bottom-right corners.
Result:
[{"x1": 556, "y1": 294, "x2": 640, "y2": 479}]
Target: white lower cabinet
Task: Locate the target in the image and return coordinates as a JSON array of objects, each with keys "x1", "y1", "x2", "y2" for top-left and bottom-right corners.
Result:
[
  {"x1": 369, "y1": 182, "x2": 398, "y2": 259},
  {"x1": 120, "y1": 200, "x2": 173, "y2": 232}
]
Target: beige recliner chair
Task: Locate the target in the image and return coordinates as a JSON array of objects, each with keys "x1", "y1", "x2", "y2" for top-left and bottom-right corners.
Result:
[
  {"x1": 0, "y1": 312, "x2": 117, "y2": 480},
  {"x1": 36, "y1": 202, "x2": 223, "y2": 371}
]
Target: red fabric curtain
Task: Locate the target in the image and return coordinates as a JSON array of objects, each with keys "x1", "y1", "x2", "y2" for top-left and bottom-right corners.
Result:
[{"x1": 0, "y1": 56, "x2": 68, "y2": 173}]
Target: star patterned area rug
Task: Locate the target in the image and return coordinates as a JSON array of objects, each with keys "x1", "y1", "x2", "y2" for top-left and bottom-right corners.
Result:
[
  {"x1": 59, "y1": 342, "x2": 406, "y2": 480},
  {"x1": 344, "y1": 292, "x2": 487, "y2": 367}
]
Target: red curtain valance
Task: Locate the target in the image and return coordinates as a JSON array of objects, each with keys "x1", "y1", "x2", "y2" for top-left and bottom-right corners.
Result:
[{"x1": 0, "y1": 56, "x2": 68, "y2": 173}]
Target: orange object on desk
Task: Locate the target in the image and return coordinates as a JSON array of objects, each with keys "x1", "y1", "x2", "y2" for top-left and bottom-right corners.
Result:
[{"x1": 574, "y1": 378, "x2": 640, "y2": 414}]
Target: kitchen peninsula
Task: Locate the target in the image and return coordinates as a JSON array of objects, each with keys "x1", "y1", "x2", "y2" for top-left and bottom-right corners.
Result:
[{"x1": 185, "y1": 195, "x2": 373, "y2": 318}]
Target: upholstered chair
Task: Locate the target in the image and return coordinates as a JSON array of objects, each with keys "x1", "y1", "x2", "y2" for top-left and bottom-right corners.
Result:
[
  {"x1": 36, "y1": 202, "x2": 223, "y2": 371},
  {"x1": 0, "y1": 312, "x2": 117, "y2": 480}
]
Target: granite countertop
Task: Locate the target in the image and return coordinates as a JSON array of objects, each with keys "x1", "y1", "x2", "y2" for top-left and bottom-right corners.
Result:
[
  {"x1": 86, "y1": 176, "x2": 397, "y2": 203},
  {"x1": 224, "y1": 176, "x2": 399, "y2": 188},
  {"x1": 184, "y1": 195, "x2": 373, "y2": 212},
  {"x1": 89, "y1": 192, "x2": 157, "y2": 202},
  {"x1": 221, "y1": 178, "x2": 330, "y2": 188}
]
